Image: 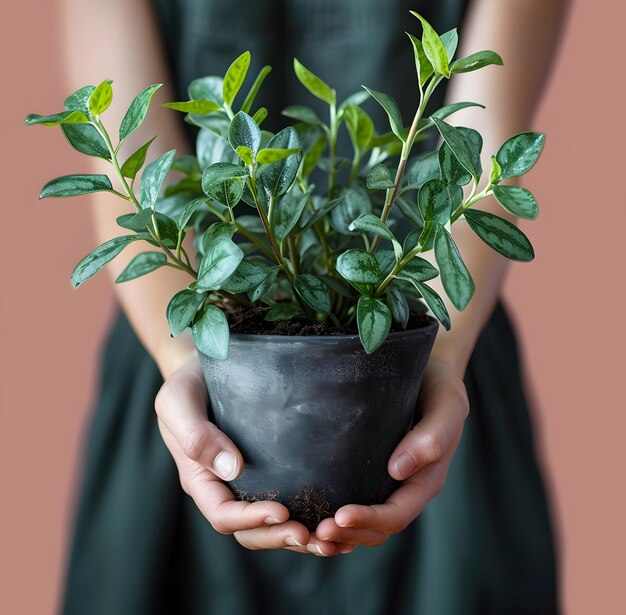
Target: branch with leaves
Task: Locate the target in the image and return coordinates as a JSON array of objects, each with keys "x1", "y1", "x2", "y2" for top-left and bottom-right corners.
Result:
[{"x1": 26, "y1": 12, "x2": 543, "y2": 359}]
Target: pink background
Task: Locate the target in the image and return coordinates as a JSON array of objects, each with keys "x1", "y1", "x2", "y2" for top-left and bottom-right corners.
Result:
[{"x1": 1, "y1": 1, "x2": 624, "y2": 613}]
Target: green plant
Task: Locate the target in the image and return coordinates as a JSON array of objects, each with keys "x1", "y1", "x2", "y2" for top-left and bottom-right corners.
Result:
[{"x1": 25, "y1": 12, "x2": 543, "y2": 359}]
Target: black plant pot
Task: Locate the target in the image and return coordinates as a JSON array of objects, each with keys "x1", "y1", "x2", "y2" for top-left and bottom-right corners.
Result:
[{"x1": 197, "y1": 316, "x2": 439, "y2": 529}]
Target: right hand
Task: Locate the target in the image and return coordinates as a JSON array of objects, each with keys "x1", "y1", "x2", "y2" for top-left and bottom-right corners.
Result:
[{"x1": 154, "y1": 354, "x2": 349, "y2": 555}]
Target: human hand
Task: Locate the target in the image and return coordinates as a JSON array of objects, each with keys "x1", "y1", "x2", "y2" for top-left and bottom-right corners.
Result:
[
  {"x1": 315, "y1": 356, "x2": 470, "y2": 548},
  {"x1": 155, "y1": 354, "x2": 350, "y2": 555}
]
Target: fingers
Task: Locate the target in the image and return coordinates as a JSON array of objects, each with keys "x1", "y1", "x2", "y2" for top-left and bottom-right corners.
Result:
[
  {"x1": 234, "y1": 522, "x2": 311, "y2": 550},
  {"x1": 159, "y1": 420, "x2": 291, "y2": 532},
  {"x1": 155, "y1": 359, "x2": 243, "y2": 481},
  {"x1": 335, "y1": 433, "x2": 459, "y2": 534},
  {"x1": 316, "y1": 518, "x2": 389, "y2": 547},
  {"x1": 388, "y1": 375, "x2": 468, "y2": 481}
]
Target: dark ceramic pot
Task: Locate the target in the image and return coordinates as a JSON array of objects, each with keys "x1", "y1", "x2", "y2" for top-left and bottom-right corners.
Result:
[{"x1": 197, "y1": 316, "x2": 438, "y2": 529}]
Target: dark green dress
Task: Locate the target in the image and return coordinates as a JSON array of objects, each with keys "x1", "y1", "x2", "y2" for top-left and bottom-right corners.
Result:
[{"x1": 61, "y1": 2, "x2": 559, "y2": 613}]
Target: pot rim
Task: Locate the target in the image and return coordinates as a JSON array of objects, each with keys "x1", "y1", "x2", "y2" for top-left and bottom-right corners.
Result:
[{"x1": 224, "y1": 314, "x2": 439, "y2": 344}]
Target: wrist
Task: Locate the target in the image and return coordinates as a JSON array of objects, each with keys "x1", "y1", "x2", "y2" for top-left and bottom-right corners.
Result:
[
  {"x1": 429, "y1": 329, "x2": 474, "y2": 379},
  {"x1": 156, "y1": 330, "x2": 198, "y2": 380}
]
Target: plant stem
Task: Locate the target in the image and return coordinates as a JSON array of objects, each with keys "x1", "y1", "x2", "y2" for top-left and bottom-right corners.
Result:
[
  {"x1": 247, "y1": 174, "x2": 296, "y2": 286},
  {"x1": 369, "y1": 77, "x2": 440, "y2": 253},
  {"x1": 327, "y1": 104, "x2": 338, "y2": 196},
  {"x1": 93, "y1": 119, "x2": 198, "y2": 280}
]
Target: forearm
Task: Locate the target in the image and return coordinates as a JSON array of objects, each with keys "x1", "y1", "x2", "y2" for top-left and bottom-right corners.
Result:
[
  {"x1": 60, "y1": 0, "x2": 196, "y2": 378},
  {"x1": 431, "y1": 0, "x2": 570, "y2": 374}
]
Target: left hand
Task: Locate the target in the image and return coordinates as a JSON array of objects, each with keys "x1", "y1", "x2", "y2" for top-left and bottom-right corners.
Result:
[{"x1": 314, "y1": 356, "x2": 469, "y2": 550}]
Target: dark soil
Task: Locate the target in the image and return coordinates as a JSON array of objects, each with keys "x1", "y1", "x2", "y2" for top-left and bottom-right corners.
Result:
[{"x1": 227, "y1": 305, "x2": 432, "y2": 336}]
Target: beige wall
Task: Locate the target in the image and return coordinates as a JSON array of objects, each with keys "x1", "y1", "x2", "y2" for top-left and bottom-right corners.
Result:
[{"x1": 1, "y1": 1, "x2": 623, "y2": 613}]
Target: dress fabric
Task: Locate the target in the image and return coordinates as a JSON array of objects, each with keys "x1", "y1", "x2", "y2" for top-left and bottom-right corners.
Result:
[{"x1": 61, "y1": 1, "x2": 559, "y2": 613}]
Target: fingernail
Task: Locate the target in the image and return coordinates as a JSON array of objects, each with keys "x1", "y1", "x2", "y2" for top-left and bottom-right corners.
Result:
[
  {"x1": 213, "y1": 451, "x2": 238, "y2": 480},
  {"x1": 265, "y1": 517, "x2": 282, "y2": 525},
  {"x1": 339, "y1": 545, "x2": 356, "y2": 555},
  {"x1": 285, "y1": 536, "x2": 305, "y2": 547},
  {"x1": 307, "y1": 544, "x2": 324, "y2": 556},
  {"x1": 395, "y1": 452, "x2": 416, "y2": 479},
  {"x1": 336, "y1": 518, "x2": 354, "y2": 528}
]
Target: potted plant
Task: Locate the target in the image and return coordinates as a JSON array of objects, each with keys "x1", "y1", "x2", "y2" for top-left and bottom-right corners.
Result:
[{"x1": 25, "y1": 12, "x2": 543, "y2": 529}]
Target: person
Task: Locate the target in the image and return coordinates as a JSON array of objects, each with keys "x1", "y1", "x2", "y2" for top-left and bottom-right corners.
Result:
[{"x1": 59, "y1": 1, "x2": 569, "y2": 613}]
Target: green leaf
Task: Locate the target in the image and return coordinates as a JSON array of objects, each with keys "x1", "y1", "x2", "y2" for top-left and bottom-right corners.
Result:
[
  {"x1": 189, "y1": 76, "x2": 224, "y2": 105},
  {"x1": 257, "y1": 127, "x2": 302, "y2": 200},
  {"x1": 452, "y1": 50, "x2": 504, "y2": 74},
  {"x1": 434, "y1": 225, "x2": 474, "y2": 310},
  {"x1": 178, "y1": 197, "x2": 208, "y2": 229},
  {"x1": 64, "y1": 85, "x2": 95, "y2": 116},
  {"x1": 387, "y1": 286, "x2": 409, "y2": 329},
  {"x1": 163, "y1": 100, "x2": 221, "y2": 114},
  {"x1": 196, "y1": 129, "x2": 236, "y2": 169},
  {"x1": 397, "y1": 196, "x2": 424, "y2": 229},
  {"x1": 430, "y1": 101, "x2": 486, "y2": 122},
  {"x1": 489, "y1": 155, "x2": 502, "y2": 185},
  {"x1": 463, "y1": 209, "x2": 535, "y2": 261},
  {"x1": 362, "y1": 87, "x2": 405, "y2": 142},
  {"x1": 299, "y1": 196, "x2": 343, "y2": 233},
  {"x1": 241, "y1": 65, "x2": 272, "y2": 113},
  {"x1": 441, "y1": 29, "x2": 459, "y2": 62},
  {"x1": 201, "y1": 162, "x2": 248, "y2": 195},
  {"x1": 366, "y1": 164, "x2": 395, "y2": 190},
  {"x1": 89, "y1": 80, "x2": 113, "y2": 116},
  {"x1": 431, "y1": 117, "x2": 481, "y2": 181},
  {"x1": 439, "y1": 142, "x2": 471, "y2": 186},
  {"x1": 330, "y1": 186, "x2": 372, "y2": 235},
  {"x1": 196, "y1": 235, "x2": 244, "y2": 291},
  {"x1": 343, "y1": 105, "x2": 374, "y2": 151},
  {"x1": 407, "y1": 33, "x2": 434, "y2": 87},
  {"x1": 492, "y1": 185, "x2": 538, "y2": 220},
  {"x1": 413, "y1": 281, "x2": 451, "y2": 330},
  {"x1": 229, "y1": 111, "x2": 261, "y2": 155},
  {"x1": 221, "y1": 260, "x2": 271, "y2": 293},
  {"x1": 410, "y1": 12, "x2": 450, "y2": 78},
  {"x1": 167, "y1": 289, "x2": 207, "y2": 337},
  {"x1": 357, "y1": 296, "x2": 392, "y2": 354},
  {"x1": 271, "y1": 191, "x2": 309, "y2": 243},
  {"x1": 223, "y1": 51, "x2": 251, "y2": 108},
  {"x1": 115, "y1": 252, "x2": 167, "y2": 283},
  {"x1": 119, "y1": 84, "x2": 162, "y2": 142},
  {"x1": 40, "y1": 174, "x2": 113, "y2": 198},
  {"x1": 252, "y1": 108, "x2": 268, "y2": 125},
  {"x1": 71, "y1": 235, "x2": 139, "y2": 288},
  {"x1": 139, "y1": 149, "x2": 176, "y2": 209},
  {"x1": 235, "y1": 145, "x2": 254, "y2": 165},
  {"x1": 294, "y1": 274, "x2": 332, "y2": 315},
  {"x1": 25, "y1": 110, "x2": 88, "y2": 126},
  {"x1": 192, "y1": 304, "x2": 230, "y2": 360},
  {"x1": 121, "y1": 136, "x2": 157, "y2": 180},
  {"x1": 406, "y1": 151, "x2": 441, "y2": 187},
  {"x1": 418, "y1": 179, "x2": 452, "y2": 224},
  {"x1": 153, "y1": 213, "x2": 181, "y2": 249},
  {"x1": 282, "y1": 105, "x2": 325, "y2": 126},
  {"x1": 417, "y1": 220, "x2": 438, "y2": 251},
  {"x1": 496, "y1": 132, "x2": 545, "y2": 179},
  {"x1": 293, "y1": 58, "x2": 336, "y2": 105},
  {"x1": 257, "y1": 148, "x2": 301, "y2": 165},
  {"x1": 116, "y1": 208, "x2": 153, "y2": 231},
  {"x1": 336, "y1": 249, "x2": 383, "y2": 285},
  {"x1": 301, "y1": 133, "x2": 327, "y2": 179},
  {"x1": 349, "y1": 213, "x2": 402, "y2": 260},
  {"x1": 207, "y1": 178, "x2": 245, "y2": 209},
  {"x1": 397, "y1": 256, "x2": 439, "y2": 283},
  {"x1": 265, "y1": 302, "x2": 304, "y2": 322},
  {"x1": 249, "y1": 267, "x2": 279, "y2": 302},
  {"x1": 61, "y1": 124, "x2": 111, "y2": 160}
]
